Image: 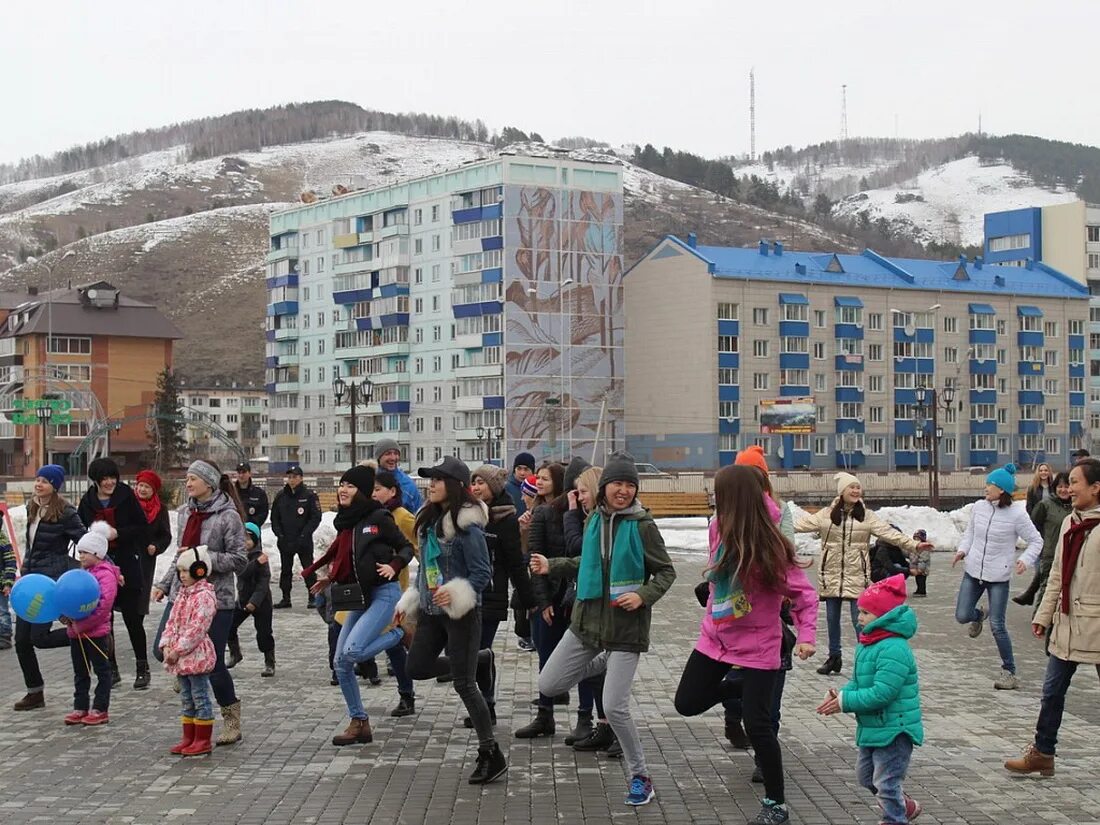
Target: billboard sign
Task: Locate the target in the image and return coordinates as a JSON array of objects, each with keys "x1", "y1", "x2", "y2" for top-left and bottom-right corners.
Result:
[{"x1": 759, "y1": 397, "x2": 815, "y2": 434}]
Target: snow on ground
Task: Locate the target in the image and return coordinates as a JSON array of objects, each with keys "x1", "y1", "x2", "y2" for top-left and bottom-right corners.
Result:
[{"x1": 831, "y1": 156, "x2": 1076, "y2": 246}]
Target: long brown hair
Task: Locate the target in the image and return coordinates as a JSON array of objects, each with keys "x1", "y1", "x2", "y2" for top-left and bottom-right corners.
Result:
[
  {"x1": 710, "y1": 465, "x2": 794, "y2": 591},
  {"x1": 1029, "y1": 463, "x2": 1053, "y2": 492},
  {"x1": 534, "y1": 461, "x2": 564, "y2": 508},
  {"x1": 28, "y1": 490, "x2": 67, "y2": 523}
]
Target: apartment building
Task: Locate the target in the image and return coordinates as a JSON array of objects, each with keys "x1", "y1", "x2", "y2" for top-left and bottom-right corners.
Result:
[
  {"x1": 176, "y1": 381, "x2": 269, "y2": 461},
  {"x1": 625, "y1": 235, "x2": 1090, "y2": 471},
  {"x1": 265, "y1": 151, "x2": 624, "y2": 474}
]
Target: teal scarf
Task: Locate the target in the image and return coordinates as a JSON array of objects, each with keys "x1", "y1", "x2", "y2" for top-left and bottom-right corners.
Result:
[
  {"x1": 706, "y1": 542, "x2": 751, "y2": 622},
  {"x1": 423, "y1": 529, "x2": 443, "y2": 590},
  {"x1": 576, "y1": 512, "x2": 645, "y2": 602}
]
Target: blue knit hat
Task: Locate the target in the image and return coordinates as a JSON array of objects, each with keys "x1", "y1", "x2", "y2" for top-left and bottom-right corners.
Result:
[
  {"x1": 36, "y1": 464, "x2": 65, "y2": 492},
  {"x1": 244, "y1": 522, "x2": 262, "y2": 545},
  {"x1": 986, "y1": 463, "x2": 1018, "y2": 495}
]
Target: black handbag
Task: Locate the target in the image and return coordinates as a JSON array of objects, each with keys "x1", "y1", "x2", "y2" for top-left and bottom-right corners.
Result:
[{"x1": 330, "y1": 581, "x2": 368, "y2": 611}]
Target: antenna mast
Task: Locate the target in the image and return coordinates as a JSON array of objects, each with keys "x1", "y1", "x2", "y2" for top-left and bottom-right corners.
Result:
[
  {"x1": 749, "y1": 68, "x2": 756, "y2": 161},
  {"x1": 841, "y1": 84, "x2": 848, "y2": 143}
]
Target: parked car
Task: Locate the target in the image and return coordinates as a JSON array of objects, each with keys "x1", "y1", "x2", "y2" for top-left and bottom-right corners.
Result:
[{"x1": 635, "y1": 463, "x2": 671, "y2": 478}]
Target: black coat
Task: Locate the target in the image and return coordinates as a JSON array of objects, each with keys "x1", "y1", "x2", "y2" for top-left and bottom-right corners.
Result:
[
  {"x1": 78, "y1": 483, "x2": 151, "y2": 615},
  {"x1": 351, "y1": 504, "x2": 415, "y2": 593},
  {"x1": 271, "y1": 483, "x2": 322, "y2": 549},
  {"x1": 529, "y1": 500, "x2": 571, "y2": 608},
  {"x1": 22, "y1": 501, "x2": 85, "y2": 580},
  {"x1": 482, "y1": 492, "x2": 536, "y2": 622},
  {"x1": 236, "y1": 481, "x2": 270, "y2": 526},
  {"x1": 236, "y1": 547, "x2": 272, "y2": 609},
  {"x1": 871, "y1": 540, "x2": 911, "y2": 583},
  {"x1": 139, "y1": 503, "x2": 173, "y2": 604}
]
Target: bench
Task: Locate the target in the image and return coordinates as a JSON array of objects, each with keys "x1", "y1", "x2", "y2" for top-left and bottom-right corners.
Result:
[
  {"x1": 638, "y1": 491, "x2": 712, "y2": 518},
  {"x1": 317, "y1": 491, "x2": 339, "y2": 513}
]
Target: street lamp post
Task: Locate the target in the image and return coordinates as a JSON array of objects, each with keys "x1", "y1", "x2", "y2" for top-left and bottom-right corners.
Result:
[
  {"x1": 332, "y1": 376, "x2": 373, "y2": 465},
  {"x1": 915, "y1": 383, "x2": 955, "y2": 508},
  {"x1": 476, "y1": 425, "x2": 507, "y2": 464},
  {"x1": 35, "y1": 405, "x2": 52, "y2": 466}
]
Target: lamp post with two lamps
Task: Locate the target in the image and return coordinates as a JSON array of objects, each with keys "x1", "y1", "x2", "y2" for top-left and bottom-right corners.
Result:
[
  {"x1": 332, "y1": 376, "x2": 372, "y2": 465},
  {"x1": 915, "y1": 383, "x2": 955, "y2": 508},
  {"x1": 477, "y1": 425, "x2": 505, "y2": 465}
]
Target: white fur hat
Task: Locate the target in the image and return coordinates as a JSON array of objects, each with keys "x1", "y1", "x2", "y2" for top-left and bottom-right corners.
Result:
[{"x1": 76, "y1": 522, "x2": 113, "y2": 559}]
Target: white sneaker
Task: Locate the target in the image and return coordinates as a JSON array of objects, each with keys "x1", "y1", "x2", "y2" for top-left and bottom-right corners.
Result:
[{"x1": 993, "y1": 669, "x2": 1019, "y2": 690}]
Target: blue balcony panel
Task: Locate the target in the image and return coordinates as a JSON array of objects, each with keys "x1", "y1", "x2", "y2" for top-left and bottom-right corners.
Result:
[
  {"x1": 482, "y1": 332, "x2": 502, "y2": 347},
  {"x1": 333, "y1": 288, "x2": 372, "y2": 305},
  {"x1": 1070, "y1": 364, "x2": 1086, "y2": 378},
  {"x1": 779, "y1": 385, "x2": 811, "y2": 397},
  {"x1": 480, "y1": 236, "x2": 503, "y2": 252},
  {"x1": 969, "y1": 329, "x2": 997, "y2": 345},
  {"x1": 718, "y1": 385, "x2": 740, "y2": 402},
  {"x1": 481, "y1": 267, "x2": 503, "y2": 284},
  {"x1": 778, "y1": 353, "x2": 809, "y2": 370},
  {"x1": 778, "y1": 321, "x2": 810, "y2": 338},
  {"x1": 1017, "y1": 331, "x2": 1044, "y2": 347},
  {"x1": 969, "y1": 449, "x2": 998, "y2": 466},
  {"x1": 970, "y1": 389, "x2": 997, "y2": 404},
  {"x1": 834, "y1": 323, "x2": 864, "y2": 340},
  {"x1": 482, "y1": 203, "x2": 502, "y2": 220},
  {"x1": 835, "y1": 387, "x2": 864, "y2": 403},
  {"x1": 969, "y1": 359, "x2": 997, "y2": 375},
  {"x1": 718, "y1": 320, "x2": 740, "y2": 336},
  {"x1": 1069, "y1": 334, "x2": 1085, "y2": 350},
  {"x1": 836, "y1": 451, "x2": 865, "y2": 468},
  {"x1": 719, "y1": 418, "x2": 740, "y2": 434},
  {"x1": 835, "y1": 355, "x2": 865, "y2": 371},
  {"x1": 970, "y1": 420, "x2": 998, "y2": 435},
  {"x1": 1018, "y1": 420, "x2": 1045, "y2": 435},
  {"x1": 1018, "y1": 390, "x2": 1044, "y2": 405},
  {"x1": 1017, "y1": 361, "x2": 1045, "y2": 376},
  {"x1": 836, "y1": 419, "x2": 865, "y2": 434},
  {"x1": 1070, "y1": 392, "x2": 1086, "y2": 406},
  {"x1": 452, "y1": 206, "x2": 482, "y2": 224},
  {"x1": 719, "y1": 450, "x2": 736, "y2": 466},
  {"x1": 718, "y1": 352, "x2": 739, "y2": 369},
  {"x1": 378, "y1": 313, "x2": 410, "y2": 329},
  {"x1": 893, "y1": 358, "x2": 918, "y2": 373},
  {"x1": 483, "y1": 396, "x2": 505, "y2": 410},
  {"x1": 380, "y1": 401, "x2": 410, "y2": 414}
]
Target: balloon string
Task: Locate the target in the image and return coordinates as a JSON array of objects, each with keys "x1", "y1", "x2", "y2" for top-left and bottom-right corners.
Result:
[{"x1": 77, "y1": 633, "x2": 109, "y2": 677}]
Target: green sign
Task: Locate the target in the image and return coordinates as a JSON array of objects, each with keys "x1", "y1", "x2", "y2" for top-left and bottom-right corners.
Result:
[{"x1": 11, "y1": 397, "x2": 74, "y2": 426}]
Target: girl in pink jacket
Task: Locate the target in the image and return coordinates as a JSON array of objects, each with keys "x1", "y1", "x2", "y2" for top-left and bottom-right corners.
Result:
[
  {"x1": 674, "y1": 465, "x2": 818, "y2": 825},
  {"x1": 62, "y1": 523, "x2": 120, "y2": 727},
  {"x1": 159, "y1": 547, "x2": 217, "y2": 756}
]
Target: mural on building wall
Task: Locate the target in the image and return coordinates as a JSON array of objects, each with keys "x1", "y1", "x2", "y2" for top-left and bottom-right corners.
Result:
[{"x1": 503, "y1": 185, "x2": 624, "y2": 461}]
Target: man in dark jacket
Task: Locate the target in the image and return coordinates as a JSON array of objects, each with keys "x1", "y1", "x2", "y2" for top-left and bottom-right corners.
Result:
[
  {"x1": 504, "y1": 452, "x2": 536, "y2": 515},
  {"x1": 235, "y1": 462, "x2": 270, "y2": 526},
  {"x1": 270, "y1": 465, "x2": 321, "y2": 608}
]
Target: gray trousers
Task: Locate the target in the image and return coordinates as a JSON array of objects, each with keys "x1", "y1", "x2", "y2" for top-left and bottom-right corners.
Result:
[{"x1": 538, "y1": 629, "x2": 646, "y2": 778}]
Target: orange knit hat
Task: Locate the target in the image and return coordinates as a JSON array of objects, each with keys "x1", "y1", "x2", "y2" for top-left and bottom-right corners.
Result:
[{"x1": 734, "y1": 444, "x2": 770, "y2": 475}]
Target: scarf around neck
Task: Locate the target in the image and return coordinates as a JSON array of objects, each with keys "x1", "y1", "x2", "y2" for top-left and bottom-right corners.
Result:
[
  {"x1": 1060, "y1": 515, "x2": 1100, "y2": 614},
  {"x1": 576, "y1": 509, "x2": 645, "y2": 602},
  {"x1": 138, "y1": 493, "x2": 162, "y2": 525}
]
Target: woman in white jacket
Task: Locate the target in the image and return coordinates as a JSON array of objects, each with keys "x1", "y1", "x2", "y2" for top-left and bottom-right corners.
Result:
[{"x1": 952, "y1": 463, "x2": 1042, "y2": 690}]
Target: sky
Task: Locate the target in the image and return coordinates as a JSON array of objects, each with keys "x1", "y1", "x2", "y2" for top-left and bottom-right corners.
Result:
[{"x1": 1, "y1": 0, "x2": 1097, "y2": 165}]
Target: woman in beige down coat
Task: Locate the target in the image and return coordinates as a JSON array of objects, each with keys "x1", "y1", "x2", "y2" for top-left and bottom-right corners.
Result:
[
  {"x1": 795, "y1": 472, "x2": 931, "y2": 675},
  {"x1": 1005, "y1": 458, "x2": 1100, "y2": 777}
]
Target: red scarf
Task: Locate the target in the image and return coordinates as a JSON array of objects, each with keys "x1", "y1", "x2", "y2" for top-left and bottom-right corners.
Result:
[
  {"x1": 858, "y1": 628, "x2": 901, "y2": 646},
  {"x1": 1060, "y1": 517, "x2": 1100, "y2": 614},
  {"x1": 93, "y1": 505, "x2": 118, "y2": 549},
  {"x1": 327, "y1": 529, "x2": 355, "y2": 584},
  {"x1": 180, "y1": 509, "x2": 213, "y2": 548},
  {"x1": 138, "y1": 494, "x2": 162, "y2": 525}
]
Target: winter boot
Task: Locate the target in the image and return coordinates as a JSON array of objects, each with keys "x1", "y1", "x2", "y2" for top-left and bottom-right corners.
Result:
[
  {"x1": 110, "y1": 662, "x2": 122, "y2": 688},
  {"x1": 606, "y1": 734, "x2": 623, "y2": 759},
  {"x1": 14, "y1": 691, "x2": 45, "y2": 711},
  {"x1": 216, "y1": 701, "x2": 242, "y2": 746},
  {"x1": 170, "y1": 718, "x2": 196, "y2": 755},
  {"x1": 332, "y1": 718, "x2": 373, "y2": 746},
  {"x1": 816, "y1": 654, "x2": 842, "y2": 675},
  {"x1": 261, "y1": 652, "x2": 276, "y2": 678},
  {"x1": 273, "y1": 595, "x2": 292, "y2": 609},
  {"x1": 725, "y1": 718, "x2": 751, "y2": 749},
  {"x1": 358, "y1": 658, "x2": 382, "y2": 686},
  {"x1": 133, "y1": 661, "x2": 151, "y2": 691},
  {"x1": 390, "y1": 694, "x2": 416, "y2": 718},
  {"x1": 515, "y1": 707, "x2": 555, "y2": 739},
  {"x1": 564, "y1": 710, "x2": 594, "y2": 746},
  {"x1": 1004, "y1": 743, "x2": 1055, "y2": 776},
  {"x1": 573, "y1": 721, "x2": 615, "y2": 751},
  {"x1": 181, "y1": 720, "x2": 214, "y2": 756},
  {"x1": 468, "y1": 742, "x2": 507, "y2": 785},
  {"x1": 226, "y1": 638, "x2": 244, "y2": 669}
]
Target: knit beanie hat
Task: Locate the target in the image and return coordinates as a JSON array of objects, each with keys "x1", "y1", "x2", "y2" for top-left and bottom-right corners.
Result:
[
  {"x1": 563, "y1": 456, "x2": 592, "y2": 492},
  {"x1": 88, "y1": 457, "x2": 121, "y2": 483},
  {"x1": 36, "y1": 464, "x2": 65, "y2": 492},
  {"x1": 986, "y1": 462, "x2": 1018, "y2": 495},
  {"x1": 135, "y1": 469, "x2": 162, "y2": 493},
  {"x1": 599, "y1": 451, "x2": 640, "y2": 492},
  {"x1": 512, "y1": 451, "x2": 536, "y2": 472},
  {"x1": 340, "y1": 464, "x2": 376, "y2": 493},
  {"x1": 521, "y1": 475, "x2": 539, "y2": 497},
  {"x1": 473, "y1": 465, "x2": 508, "y2": 498},
  {"x1": 373, "y1": 438, "x2": 400, "y2": 460},
  {"x1": 76, "y1": 521, "x2": 112, "y2": 559},
  {"x1": 734, "y1": 445, "x2": 770, "y2": 475},
  {"x1": 834, "y1": 471, "x2": 861, "y2": 496},
  {"x1": 858, "y1": 574, "x2": 908, "y2": 617},
  {"x1": 187, "y1": 460, "x2": 221, "y2": 492},
  {"x1": 244, "y1": 522, "x2": 262, "y2": 545},
  {"x1": 177, "y1": 546, "x2": 212, "y2": 579}
]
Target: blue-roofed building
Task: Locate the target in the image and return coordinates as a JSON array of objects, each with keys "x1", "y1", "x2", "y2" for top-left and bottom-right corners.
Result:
[{"x1": 624, "y1": 234, "x2": 1090, "y2": 472}]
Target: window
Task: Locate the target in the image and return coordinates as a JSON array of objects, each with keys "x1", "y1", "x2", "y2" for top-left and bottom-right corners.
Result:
[
  {"x1": 869, "y1": 406, "x2": 883, "y2": 424},
  {"x1": 814, "y1": 373, "x2": 826, "y2": 392},
  {"x1": 718, "y1": 401, "x2": 739, "y2": 419},
  {"x1": 431, "y1": 205, "x2": 440, "y2": 222},
  {"x1": 780, "y1": 369, "x2": 808, "y2": 386},
  {"x1": 814, "y1": 309, "x2": 826, "y2": 328},
  {"x1": 718, "y1": 335, "x2": 738, "y2": 353},
  {"x1": 943, "y1": 346, "x2": 958, "y2": 364},
  {"x1": 998, "y1": 377, "x2": 1008, "y2": 393},
  {"x1": 1020, "y1": 405, "x2": 1042, "y2": 421},
  {"x1": 717, "y1": 302, "x2": 739, "y2": 320},
  {"x1": 432, "y1": 264, "x2": 441, "y2": 282},
  {"x1": 835, "y1": 306, "x2": 862, "y2": 325},
  {"x1": 1019, "y1": 345, "x2": 1043, "y2": 362},
  {"x1": 719, "y1": 433, "x2": 739, "y2": 451},
  {"x1": 433, "y1": 325, "x2": 441, "y2": 342},
  {"x1": 1019, "y1": 314, "x2": 1042, "y2": 332},
  {"x1": 752, "y1": 307, "x2": 769, "y2": 325},
  {"x1": 1090, "y1": 226, "x2": 1100, "y2": 243},
  {"x1": 868, "y1": 343, "x2": 883, "y2": 361},
  {"x1": 414, "y1": 298, "x2": 423, "y2": 314},
  {"x1": 971, "y1": 434, "x2": 996, "y2": 451},
  {"x1": 836, "y1": 371, "x2": 862, "y2": 388},
  {"x1": 781, "y1": 304, "x2": 807, "y2": 322},
  {"x1": 868, "y1": 437, "x2": 885, "y2": 456},
  {"x1": 867, "y1": 313, "x2": 882, "y2": 331},
  {"x1": 781, "y1": 337, "x2": 808, "y2": 354},
  {"x1": 814, "y1": 436, "x2": 829, "y2": 455},
  {"x1": 970, "y1": 373, "x2": 995, "y2": 389},
  {"x1": 433, "y1": 417, "x2": 442, "y2": 432},
  {"x1": 47, "y1": 336, "x2": 91, "y2": 354},
  {"x1": 1070, "y1": 319, "x2": 1085, "y2": 335},
  {"x1": 1091, "y1": 254, "x2": 1100, "y2": 270},
  {"x1": 1091, "y1": 333, "x2": 1100, "y2": 350},
  {"x1": 972, "y1": 404, "x2": 996, "y2": 421},
  {"x1": 997, "y1": 319, "x2": 1007, "y2": 335},
  {"x1": 753, "y1": 373, "x2": 769, "y2": 390},
  {"x1": 1070, "y1": 347, "x2": 1084, "y2": 364},
  {"x1": 1045, "y1": 350, "x2": 1059, "y2": 367},
  {"x1": 813, "y1": 341, "x2": 826, "y2": 359},
  {"x1": 868, "y1": 375, "x2": 883, "y2": 393},
  {"x1": 718, "y1": 367, "x2": 739, "y2": 384},
  {"x1": 969, "y1": 312, "x2": 994, "y2": 331},
  {"x1": 996, "y1": 348, "x2": 1006, "y2": 365},
  {"x1": 836, "y1": 338, "x2": 862, "y2": 356},
  {"x1": 943, "y1": 316, "x2": 957, "y2": 333},
  {"x1": 1044, "y1": 321, "x2": 1058, "y2": 338},
  {"x1": 752, "y1": 340, "x2": 769, "y2": 358},
  {"x1": 988, "y1": 233, "x2": 1031, "y2": 251},
  {"x1": 839, "y1": 402, "x2": 863, "y2": 419},
  {"x1": 816, "y1": 405, "x2": 827, "y2": 423},
  {"x1": 414, "y1": 238, "x2": 423, "y2": 255},
  {"x1": 1045, "y1": 379, "x2": 1059, "y2": 396},
  {"x1": 1044, "y1": 408, "x2": 1059, "y2": 425},
  {"x1": 414, "y1": 267, "x2": 423, "y2": 285},
  {"x1": 432, "y1": 356, "x2": 441, "y2": 372}
]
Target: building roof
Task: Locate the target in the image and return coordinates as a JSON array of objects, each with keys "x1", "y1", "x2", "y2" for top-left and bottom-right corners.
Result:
[
  {"x1": 637, "y1": 236, "x2": 1089, "y2": 300},
  {"x1": 0, "y1": 282, "x2": 184, "y2": 339}
]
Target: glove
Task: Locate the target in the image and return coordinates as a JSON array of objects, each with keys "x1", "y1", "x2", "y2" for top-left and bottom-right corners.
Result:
[{"x1": 694, "y1": 580, "x2": 709, "y2": 608}]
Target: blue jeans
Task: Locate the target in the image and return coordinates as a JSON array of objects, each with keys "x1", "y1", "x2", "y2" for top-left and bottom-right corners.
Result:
[
  {"x1": 955, "y1": 573, "x2": 1014, "y2": 674},
  {"x1": 334, "y1": 582, "x2": 403, "y2": 720},
  {"x1": 857, "y1": 734, "x2": 913, "y2": 824},
  {"x1": 1034, "y1": 654, "x2": 1100, "y2": 755},
  {"x1": 825, "y1": 598, "x2": 860, "y2": 656},
  {"x1": 0, "y1": 590, "x2": 11, "y2": 641},
  {"x1": 180, "y1": 673, "x2": 214, "y2": 721}
]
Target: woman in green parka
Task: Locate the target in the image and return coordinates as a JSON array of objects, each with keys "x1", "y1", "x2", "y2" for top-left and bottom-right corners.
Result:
[{"x1": 1014, "y1": 472, "x2": 1072, "y2": 610}]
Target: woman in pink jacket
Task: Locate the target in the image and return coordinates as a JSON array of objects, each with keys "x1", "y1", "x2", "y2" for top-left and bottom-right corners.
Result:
[
  {"x1": 674, "y1": 465, "x2": 818, "y2": 825},
  {"x1": 61, "y1": 523, "x2": 120, "y2": 727}
]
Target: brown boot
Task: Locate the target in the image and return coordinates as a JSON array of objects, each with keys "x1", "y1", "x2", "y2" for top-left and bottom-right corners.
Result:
[
  {"x1": 332, "y1": 718, "x2": 373, "y2": 746},
  {"x1": 14, "y1": 691, "x2": 45, "y2": 711},
  {"x1": 1005, "y1": 744, "x2": 1055, "y2": 776}
]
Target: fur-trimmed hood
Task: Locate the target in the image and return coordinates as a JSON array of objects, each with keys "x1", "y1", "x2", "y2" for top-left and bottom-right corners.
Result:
[{"x1": 439, "y1": 500, "x2": 489, "y2": 540}]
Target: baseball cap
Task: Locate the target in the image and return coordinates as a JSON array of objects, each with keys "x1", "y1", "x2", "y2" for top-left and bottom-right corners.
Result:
[
  {"x1": 417, "y1": 455, "x2": 470, "y2": 487},
  {"x1": 285, "y1": 464, "x2": 304, "y2": 476},
  {"x1": 236, "y1": 462, "x2": 251, "y2": 472}
]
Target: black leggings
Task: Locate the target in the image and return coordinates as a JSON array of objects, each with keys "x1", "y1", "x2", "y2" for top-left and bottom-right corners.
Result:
[
  {"x1": 675, "y1": 649, "x2": 784, "y2": 804},
  {"x1": 109, "y1": 610, "x2": 149, "y2": 666}
]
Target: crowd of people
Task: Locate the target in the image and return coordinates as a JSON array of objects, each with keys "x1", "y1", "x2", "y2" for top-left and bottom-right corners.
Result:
[{"x1": 2, "y1": 444, "x2": 1098, "y2": 825}]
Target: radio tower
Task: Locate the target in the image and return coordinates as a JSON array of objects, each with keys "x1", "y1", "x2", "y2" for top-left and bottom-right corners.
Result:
[
  {"x1": 840, "y1": 84, "x2": 848, "y2": 143},
  {"x1": 749, "y1": 68, "x2": 756, "y2": 161}
]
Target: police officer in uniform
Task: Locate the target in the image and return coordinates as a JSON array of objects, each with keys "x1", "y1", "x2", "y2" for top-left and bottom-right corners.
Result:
[
  {"x1": 234, "y1": 462, "x2": 270, "y2": 527},
  {"x1": 270, "y1": 465, "x2": 322, "y2": 609}
]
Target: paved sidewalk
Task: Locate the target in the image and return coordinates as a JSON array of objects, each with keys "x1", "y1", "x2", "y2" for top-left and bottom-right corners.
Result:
[{"x1": 2, "y1": 552, "x2": 1099, "y2": 824}]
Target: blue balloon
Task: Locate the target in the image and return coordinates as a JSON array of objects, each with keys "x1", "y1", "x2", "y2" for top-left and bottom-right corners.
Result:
[
  {"x1": 11, "y1": 573, "x2": 60, "y2": 623},
  {"x1": 55, "y1": 569, "x2": 101, "y2": 621}
]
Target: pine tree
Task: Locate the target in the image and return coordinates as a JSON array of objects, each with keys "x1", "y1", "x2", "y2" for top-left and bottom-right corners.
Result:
[{"x1": 148, "y1": 368, "x2": 186, "y2": 469}]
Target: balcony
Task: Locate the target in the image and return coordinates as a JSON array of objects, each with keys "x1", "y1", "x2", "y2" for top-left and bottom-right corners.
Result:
[
  {"x1": 273, "y1": 434, "x2": 300, "y2": 448},
  {"x1": 367, "y1": 371, "x2": 410, "y2": 385},
  {"x1": 334, "y1": 429, "x2": 409, "y2": 445},
  {"x1": 266, "y1": 245, "x2": 298, "y2": 264},
  {"x1": 378, "y1": 224, "x2": 410, "y2": 239},
  {"x1": 358, "y1": 231, "x2": 374, "y2": 245},
  {"x1": 455, "y1": 363, "x2": 503, "y2": 380},
  {"x1": 333, "y1": 233, "x2": 361, "y2": 249},
  {"x1": 455, "y1": 333, "x2": 484, "y2": 349},
  {"x1": 333, "y1": 258, "x2": 375, "y2": 276},
  {"x1": 334, "y1": 341, "x2": 410, "y2": 360},
  {"x1": 273, "y1": 327, "x2": 299, "y2": 341},
  {"x1": 455, "y1": 396, "x2": 484, "y2": 411}
]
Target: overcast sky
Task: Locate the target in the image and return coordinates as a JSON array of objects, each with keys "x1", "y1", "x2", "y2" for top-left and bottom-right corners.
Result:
[{"x1": 2, "y1": 0, "x2": 1095, "y2": 165}]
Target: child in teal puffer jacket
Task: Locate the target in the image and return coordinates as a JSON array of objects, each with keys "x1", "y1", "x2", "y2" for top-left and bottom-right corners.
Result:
[{"x1": 817, "y1": 574, "x2": 923, "y2": 825}]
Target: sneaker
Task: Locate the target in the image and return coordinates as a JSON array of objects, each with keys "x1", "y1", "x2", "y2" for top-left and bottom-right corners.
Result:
[
  {"x1": 993, "y1": 669, "x2": 1019, "y2": 690},
  {"x1": 468, "y1": 742, "x2": 507, "y2": 785},
  {"x1": 968, "y1": 607, "x2": 986, "y2": 638},
  {"x1": 606, "y1": 735, "x2": 623, "y2": 759},
  {"x1": 517, "y1": 637, "x2": 535, "y2": 652},
  {"x1": 749, "y1": 800, "x2": 790, "y2": 824},
  {"x1": 904, "y1": 794, "x2": 923, "y2": 820},
  {"x1": 64, "y1": 710, "x2": 88, "y2": 725},
  {"x1": 82, "y1": 710, "x2": 109, "y2": 726},
  {"x1": 624, "y1": 775, "x2": 655, "y2": 807}
]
